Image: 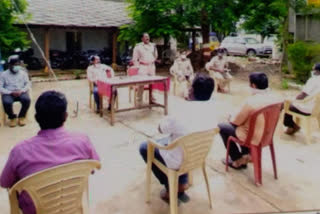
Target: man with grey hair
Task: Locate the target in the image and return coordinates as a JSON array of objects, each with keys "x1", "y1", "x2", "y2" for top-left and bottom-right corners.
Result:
[
  {"x1": 0, "y1": 55, "x2": 31, "y2": 127},
  {"x1": 132, "y1": 33, "x2": 158, "y2": 105}
]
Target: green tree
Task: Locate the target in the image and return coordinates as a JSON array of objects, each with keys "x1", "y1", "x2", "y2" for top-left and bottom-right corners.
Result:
[
  {"x1": 183, "y1": 0, "x2": 243, "y2": 42},
  {"x1": 118, "y1": 0, "x2": 183, "y2": 45},
  {"x1": 0, "y1": 0, "x2": 29, "y2": 59},
  {"x1": 119, "y1": 0, "x2": 244, "y2": 45},
  {"x1": 240, "y1": 0, "x2": 288, "y2": 42}
]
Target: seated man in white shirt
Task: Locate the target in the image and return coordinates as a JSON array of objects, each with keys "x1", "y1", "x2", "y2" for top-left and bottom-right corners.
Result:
[
  {"x1": 283, "y1": 63, "x2": 320, "y2": 135},
  {"x1": 86, "y1": 55, "x2": 115, "y2": 112},
  {"x1": 170, "y1": 51, "x2": 194, "y2": 97},
  {"x1": 139, "y1": 73, "x2": 216, "y2": 203}
]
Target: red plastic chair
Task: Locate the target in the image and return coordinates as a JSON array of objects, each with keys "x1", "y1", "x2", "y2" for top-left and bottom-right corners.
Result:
[{"x1": 225, "y1": 103, "x2": 282, "y2": 186}]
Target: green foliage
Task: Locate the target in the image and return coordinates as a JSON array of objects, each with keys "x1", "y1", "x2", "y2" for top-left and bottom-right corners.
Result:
[
  {"x1": 0, "y1": 0, "x2": 30, "y2": 59},
  {"x1": 73, "y1": 69, "x2": 85, "y2": 79},
  {"x1": 240, "y1": 0, "x2": 288, "y2": 41},
  {"x1": 119, "y1": 0, "x2": 243, "y2": 45},
  {"x1": 118, "y1": 0, "x2": 184, "y2": 45},
  {"x1": 288, "y1": 41, "x2": 320, "y2": 83},
  {"x1": 281, "y1": 78, "x2": 289, "y2": 90}
]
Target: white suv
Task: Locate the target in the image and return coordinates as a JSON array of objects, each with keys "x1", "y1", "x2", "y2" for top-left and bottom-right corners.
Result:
[{"x1": 220, "y1": 36, "x2": 272, "y2": 57}]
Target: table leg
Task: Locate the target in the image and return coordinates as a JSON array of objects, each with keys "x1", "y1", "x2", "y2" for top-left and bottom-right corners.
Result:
[
  {"x1": 110, "y1": 86, "x2": 115, "y2": 126},
  {"x1": 164, "y1": 80, "x2": 168, "y2": 115},
  {"x1": 149, "y1": 84, "x2": 153, "y2": 109},
  {"x1": 99, "y1": 95, "x2": 103, "y2": 117}
]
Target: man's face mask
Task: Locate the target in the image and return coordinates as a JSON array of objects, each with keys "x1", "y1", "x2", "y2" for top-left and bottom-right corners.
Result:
[{"x1": 11, "y1": 65, "x2": 21, "y2": 73}]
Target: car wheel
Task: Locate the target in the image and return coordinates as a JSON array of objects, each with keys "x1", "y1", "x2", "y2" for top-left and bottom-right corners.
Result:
[{"x1": 247, "y1": 50, "x2": 256, "y2": 57}]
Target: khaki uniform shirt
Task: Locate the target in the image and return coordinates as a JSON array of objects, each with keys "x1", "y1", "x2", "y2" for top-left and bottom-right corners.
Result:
[
  {"x1": 170, "y1": 58, "x2": 194, "y2": 82},
  {"x1": 205, "y1": 56, "x2": 227, "y2": 74},
  {"x1": 132, "y1": 42, "x2": 158, "y2": 76}
]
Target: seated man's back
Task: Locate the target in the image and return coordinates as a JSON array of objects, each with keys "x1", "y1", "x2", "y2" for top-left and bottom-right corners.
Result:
[{"x1": 0, "y1": 91, "x2": 99, "y2": 214}]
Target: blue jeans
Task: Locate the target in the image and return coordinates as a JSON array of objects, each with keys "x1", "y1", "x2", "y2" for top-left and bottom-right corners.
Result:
[
  {"x1": 2, "y1": 92, "x2": 31, "y2": 119},
  {"x1": 93, "y1": 86, "x2": 100, "y2": 110},
  {"x1": 139, "y1": 139, "x2": 188, "y2": 189}
]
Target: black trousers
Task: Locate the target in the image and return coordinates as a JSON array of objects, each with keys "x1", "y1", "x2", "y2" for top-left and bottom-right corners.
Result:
[
  {"x1": 283, "y1": 104, "x2": 310, "y2": 128},
  {"x1": 218, "y1": 122, "x2": 250, "y2": 162},
  {"x1": 139, "y1": 142, "x2": 188, "y2": 189},
  {"x1": 2, "y1": 92, "x2": 31, "y2": 119}
]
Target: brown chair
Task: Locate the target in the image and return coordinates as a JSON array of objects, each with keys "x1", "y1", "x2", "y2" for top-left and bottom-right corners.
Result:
[
  {"x1": 146, "y1": 128, "x2": 220, "y2": 214},
  {"x1": 8, "y1": 160, "x2": 101, "y2": 214},
  {"x1": 225, "y1": 103, "x2": 282, "y2": 186}
]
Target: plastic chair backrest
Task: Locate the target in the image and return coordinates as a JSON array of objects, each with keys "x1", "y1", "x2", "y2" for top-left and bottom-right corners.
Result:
[
  {"x1": 176, "y1": 128, "x2": 219, "y2": 173},
  {"x1": 9, "y1": 160, "x2": 101, "y2": 214},
  {"x1": 245, "y1": 103, "x2": 282, "y2": 148},
  {"x1": 127, "y1": 67, "x2": 139, "y2": 76},
  {"x1": 311, "y1": 94, "x2": 320, "y2": 116}
]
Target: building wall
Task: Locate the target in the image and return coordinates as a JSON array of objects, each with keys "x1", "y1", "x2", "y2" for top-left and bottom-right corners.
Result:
[
  {"x1": 295, "y1": 15, "x2": 320, "y2": 42},
  {"x1": 23, "y1": 28, "x2": 111, "y2": 59}
]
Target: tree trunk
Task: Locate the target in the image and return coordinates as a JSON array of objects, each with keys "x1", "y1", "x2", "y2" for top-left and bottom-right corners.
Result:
[
  {"x1": 201, "y1": 9, "x2": 209, "y2": 45},
  {"x1": 280, "y1": 0, "x2": 290, "y2": 73},
  {"x1": 192, "y1": 31, "x2": 196, "y2": 52}
]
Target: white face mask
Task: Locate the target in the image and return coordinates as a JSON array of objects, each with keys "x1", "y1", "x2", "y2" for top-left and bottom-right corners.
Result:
[{"x1": 12, "y1": 65, "x2": 21, "y2": 73}]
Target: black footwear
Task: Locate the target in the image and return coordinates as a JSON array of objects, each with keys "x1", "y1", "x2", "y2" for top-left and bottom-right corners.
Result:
[
  {"x1": 160, "y1": 188, "x2": 183, "y2": 205},
  {"x1": 178, "y1": 192, "x2": 190, "y2": 203},
  {"x1": 222, "y1": 159, "x2": 247, "y2": 170}
]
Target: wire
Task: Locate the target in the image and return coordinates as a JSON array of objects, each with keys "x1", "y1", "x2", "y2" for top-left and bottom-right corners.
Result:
[{"x1": 10, "y1": 0, "x2": 58, "y2": 81}]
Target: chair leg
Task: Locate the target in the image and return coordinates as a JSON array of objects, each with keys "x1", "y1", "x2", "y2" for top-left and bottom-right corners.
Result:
[
  {"x1": 129, "y1": 87, "x2": 132, "y2": 103},
  {"x1": 202, "y1": 164, "x2": 213, "y2": 209},
  {"x1": 317, "y1": 115, "x2": 320, "y2": 129},
  {"x1": 89, "y1": 92, "x2": 92, "y2": 109},
  {"x1": 168, "y1": 170, "x2": 179, "y2": 214},
  {"x1": 188, "y1": 171, "x2": 193, "y2": 187},
  {"x1": 225, "y1": 139, "x2": 231, "y2": 172},
  {"x1": 251, "y1": 147, "x2": 262, "y2": 186},
  {"x1": 115, "y1": 96, "x2": 119, "y2": 110},
  {"x1": 146, "y1": 144, "x2": 154, "y2": 203},
  {"x1": 269, "y1": 144, "x2": 278, "y2": 180},
  {"x1": 305, "y1": 119, "x2": 312, "y2": 144}
]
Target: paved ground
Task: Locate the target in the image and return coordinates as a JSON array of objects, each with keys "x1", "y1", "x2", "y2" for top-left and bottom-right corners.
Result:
[{"x1": 1, "y1": 77, "x2": 320, "y2": 214}]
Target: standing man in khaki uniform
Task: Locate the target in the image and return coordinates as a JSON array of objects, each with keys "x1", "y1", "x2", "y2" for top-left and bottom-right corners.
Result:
[{"x1": 132, "y1": 33, "x2": 158, "y2": 105}]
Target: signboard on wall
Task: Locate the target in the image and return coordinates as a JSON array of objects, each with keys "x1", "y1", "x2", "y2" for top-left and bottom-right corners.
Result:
[{"x1": 308, "y1": 0, "x2": 320, "y2": 6}]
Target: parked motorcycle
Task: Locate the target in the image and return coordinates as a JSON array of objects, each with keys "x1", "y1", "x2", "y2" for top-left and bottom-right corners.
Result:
[{"x1": 13, "y1": 48, "x2": 43, "y2": 70}]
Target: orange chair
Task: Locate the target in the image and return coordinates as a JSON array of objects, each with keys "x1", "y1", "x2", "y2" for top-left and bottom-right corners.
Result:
[
  {"x1": 225, "y1": 103, "x2": 282, "y2": 186},
  {"x1": 8, "y1": 160, "x2": 101, "y2": 214}
]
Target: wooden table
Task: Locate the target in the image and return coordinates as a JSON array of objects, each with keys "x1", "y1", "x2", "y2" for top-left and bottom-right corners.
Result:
[{"x1": 97, "y1": 75, "x2": 169, "y2": 126}]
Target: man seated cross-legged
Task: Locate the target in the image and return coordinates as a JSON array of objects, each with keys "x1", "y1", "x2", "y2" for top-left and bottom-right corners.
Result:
[
  {"x1": 139, "y1": 73, "x2": 223, "y2": 203},
  {"x1": 218, "y1": 72, "x2": 282, "y2": 169},
  {"x1": 0, "y1": 91, "x2": 100, "y2": 214}
]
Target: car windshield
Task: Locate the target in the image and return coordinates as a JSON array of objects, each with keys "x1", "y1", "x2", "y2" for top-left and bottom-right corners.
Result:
[{"x1": 244, "y1": 38, "x2": 259, "y2": 44}]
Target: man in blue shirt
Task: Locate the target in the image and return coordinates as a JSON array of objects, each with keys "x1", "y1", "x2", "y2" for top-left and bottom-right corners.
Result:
[{"x1": 0, "y1": 55, "x2": 31, "y2": 127}]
